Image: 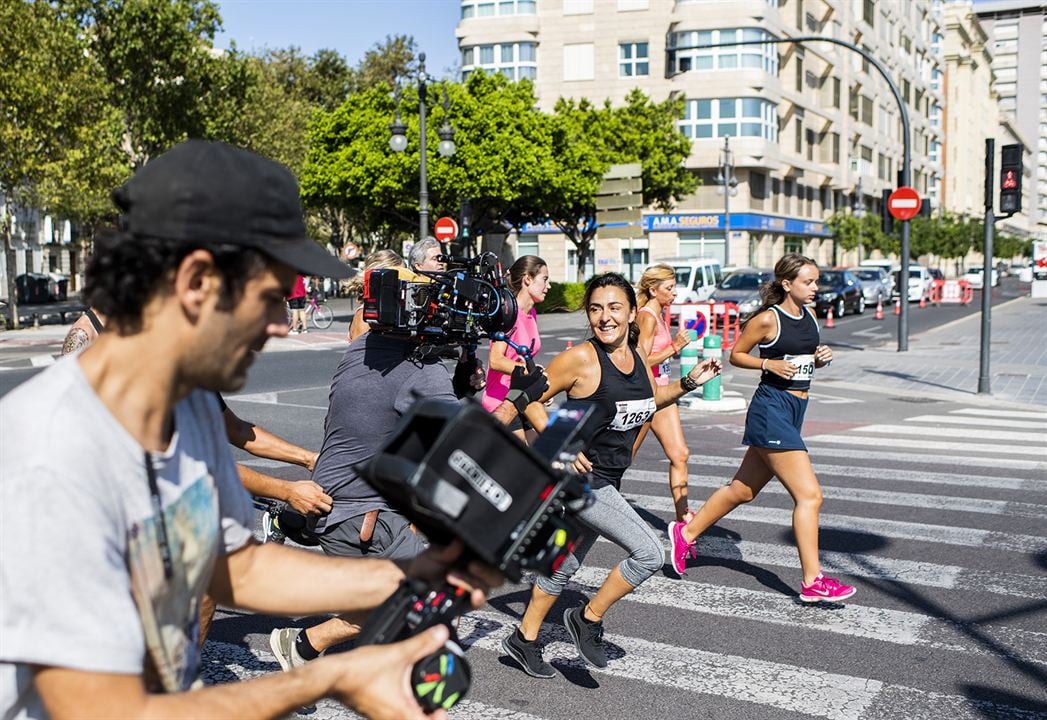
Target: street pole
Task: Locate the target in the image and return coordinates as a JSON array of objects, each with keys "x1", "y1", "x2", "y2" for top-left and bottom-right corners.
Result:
[
  {"x1": 723, "y1": 137, "x2": 731, "y2": 268},
  {"x1": 978, "y1": 139, "x2": 994, "y2": 394},
  {"x1": 668, "y1": 35, "x2": 912, "y2": 350},
  {"x1": 417, "y1": 53, "x2": 429, "y2": 243}
]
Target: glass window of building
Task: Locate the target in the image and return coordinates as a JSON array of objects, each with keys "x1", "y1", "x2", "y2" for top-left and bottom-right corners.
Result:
[
  {"x1": 516, "y1": 235, "x2": 540, "y2": 257},
  {"x1": 563, "y1": 0, "x2": 594, "y2": 14},
  {"x1": 678, "y1": 233, "x2": 726, "y2": 264},
  {"x1": 784, "y1": 237, "x2": 805, "y2": 255},
  {"x1": 669, "y1": 28, "x2": 778, "y2": 75},
  {"x1": 461, "y1": 0, "x2": 536, "y2": 17},
  {"x1": 564, "y1": 43, "x2": 595, "y2": 81},
  {"x1": 619, "y1": 42, "x2": 650, "y2": 77},
  {"x1": 461, "y1": 42, "x2": 538, "y2": 81},
  {"x1": 680, "y1": 97, "x2": 778, "y2": 141}
]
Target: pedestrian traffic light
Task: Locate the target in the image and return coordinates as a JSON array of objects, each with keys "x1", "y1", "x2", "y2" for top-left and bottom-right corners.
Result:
[
  {"x1": 919, "y1": 198, "x2": 933, "y2": 218},
  {"x1": 999, "y1": 143, "x2": 1022, "y2": 215},
  {"x1": 881, "y1": 188, "x2": 893, "y2": 235}
]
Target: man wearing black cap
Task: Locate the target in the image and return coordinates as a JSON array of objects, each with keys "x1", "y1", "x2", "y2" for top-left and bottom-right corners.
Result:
[{"x1": 0, "y1": 140, "x2": 504, "y2": 719}]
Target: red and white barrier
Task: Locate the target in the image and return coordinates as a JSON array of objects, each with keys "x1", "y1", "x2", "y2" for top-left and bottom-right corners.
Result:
[{"x1": 929, "y1": 279, "x2": 973, "y2": 305}]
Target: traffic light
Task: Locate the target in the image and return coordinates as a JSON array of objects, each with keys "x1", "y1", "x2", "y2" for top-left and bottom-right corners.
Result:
[
  {"x1": 919, "y1": 198, "x2": 933, "y2": 218},
  {"x1": 881, "y1": 188, "x2": 893, "y2": 234},
  {"x1": 999, "y1": 143, "x2": 1022, "y2": 215}
]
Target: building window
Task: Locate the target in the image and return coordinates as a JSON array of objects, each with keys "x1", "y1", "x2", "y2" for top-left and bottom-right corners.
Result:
[
  {"x1": 794, "y1": 120, "x2": 803, "y2": 154},
  {"x1": 795, "y1": 54, "x2": 803, "y2": 92},
  {"x1": 784, "y1": 236, "x2": 805, "y2": 254},
  {"x1": 563, "y1": 43, "x2": 595, "y2": 81},
  {"x1": 461, "y1": 0, "x2": 536, "y2": 18},
  {"x1": 862, "y1": 0, "x2": 875, "y2": 27},
  {"x1": 619, "y1": 42, "x2": 649, "y2": 77},
  {"x1": 832, "y1": 132, "x2": 840, "y2": 164},
  {"x1": 461, "y1": 42, "x2": 537, "y2": 81},
  {"x1": 679, "y1": 233, "x2": 726, "y2": 265},
  {"x1": 832, "y1": 76, "x2": 841, "y2": 108},
  {"x1": 620, "y1": 247, "x2": 649, "y2": 282},
  {"x1": 617, "y1": 0, "x2": 649, "y2": 9},
  {"x1": 563, "y1": 0, "x2": 594, "y2": 14},
  {"x1": 669, "y1": 28, "x2": 778, "y2": 75},
  {"x1": 680, "y1": 97, "x2": 778, "y2": 141},
  {"x1": 861, "y1": 96, "x2": 873, "y2": 126}
]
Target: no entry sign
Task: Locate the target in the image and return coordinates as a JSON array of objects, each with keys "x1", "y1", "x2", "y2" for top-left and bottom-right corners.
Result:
[
  {"x1": 888, "y1": 187, "x2": 922, "y2": 221},
  {"x1": 434, "y1": 216, "x2": 459, "y2": 241}
]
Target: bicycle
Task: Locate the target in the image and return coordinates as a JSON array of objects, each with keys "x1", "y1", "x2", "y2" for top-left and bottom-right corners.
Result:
[{"x1": 286, "y1": 292, "x2": 334, "y2": 330}]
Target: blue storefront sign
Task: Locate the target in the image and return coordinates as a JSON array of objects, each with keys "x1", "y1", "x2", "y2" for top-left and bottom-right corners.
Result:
[{"x1": 521, "y1": 213, "x2": 830, "y2": 238}]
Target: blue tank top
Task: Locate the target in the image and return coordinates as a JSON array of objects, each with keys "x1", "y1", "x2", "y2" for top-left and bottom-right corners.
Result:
[
  {"x1": 758, "y1": 305, "x2": 820, "y2": 391},
  {"x1": 571, "y1": 339, "x2": 656, "y2": 489}
]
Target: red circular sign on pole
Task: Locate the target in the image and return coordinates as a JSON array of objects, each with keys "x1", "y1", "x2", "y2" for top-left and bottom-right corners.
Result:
[
  {"x1": 433, "y1": 216, "x2": 459, "y2": 242},
  {"x1": 888, "y1": 187, "x2": 922, "y2": 221}
]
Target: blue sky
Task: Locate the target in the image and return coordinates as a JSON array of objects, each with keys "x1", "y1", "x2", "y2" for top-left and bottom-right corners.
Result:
[{"x1": 215, "y1": 0, "x2": 462, "y2": 78}]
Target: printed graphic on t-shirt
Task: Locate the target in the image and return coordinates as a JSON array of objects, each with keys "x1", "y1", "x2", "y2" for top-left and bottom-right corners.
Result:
[
  {"x1": 610, "y1": 397, "x2": 656, "y2": 431},
  {"x1": 784, "y1": 354, "x2": 815, "y2": 383},
  {"x1": 127, "y1": 473, "x2": 219, "y2": 693}
]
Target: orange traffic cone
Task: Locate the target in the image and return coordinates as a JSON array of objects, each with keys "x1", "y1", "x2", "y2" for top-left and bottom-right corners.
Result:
[
  {"x1": 919, "y1": 294, "x2": 927, "y2": 309},
  {"x1": 825, "y1": 307, "x2": 836, "y2": 328},
  {"x1": 894, "y1": 298, "x2": 901, "y2": 316},
  {"x1": 565, "y1": 340, "x2": 573, "y2": 349},
  {"x1": 874, "y1": 299, "x2": 884, "y2": 320}
]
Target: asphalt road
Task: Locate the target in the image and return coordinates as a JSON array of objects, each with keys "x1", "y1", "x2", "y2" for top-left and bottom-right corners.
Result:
[{"x1": 1, "y1": 278, "x2": 1044, "y2": 719}]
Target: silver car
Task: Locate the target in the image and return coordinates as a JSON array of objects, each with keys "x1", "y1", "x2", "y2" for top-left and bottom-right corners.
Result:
[
  {"x1": 851, "y1": 267, "x2": 892, "y2": 304},
  {"x1": 709, "y1": 268, "x2": 773, "y2": 317}
]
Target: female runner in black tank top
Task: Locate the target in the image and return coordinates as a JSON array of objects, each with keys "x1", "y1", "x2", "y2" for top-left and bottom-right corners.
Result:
[
  {"x1": 669, "y1": 254, "x2": 857, "y2": 603},
  {"x1": 500, "y1": 273, "x2": 722, "y2": 677}
]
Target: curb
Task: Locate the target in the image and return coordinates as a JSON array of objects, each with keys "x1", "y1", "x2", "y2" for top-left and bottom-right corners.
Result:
[{"x1": 679, "y1": 390, "x2": 748, "y2": 413}]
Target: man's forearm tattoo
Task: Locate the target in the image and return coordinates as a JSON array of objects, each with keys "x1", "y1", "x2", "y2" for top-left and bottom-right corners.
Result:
[{"x1": 62, "y1": 328, "x2": 90, "y2": 355}]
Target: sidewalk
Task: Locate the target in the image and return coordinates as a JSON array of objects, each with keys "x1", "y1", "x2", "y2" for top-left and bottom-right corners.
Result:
[{"x1": 825, "y1": 295, "x2": 1047, "y2": 407}]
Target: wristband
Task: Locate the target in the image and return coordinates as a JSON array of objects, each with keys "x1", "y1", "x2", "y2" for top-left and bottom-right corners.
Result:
[{"x1": 680, "y1": 373, "x2": 699, "y2": 393}]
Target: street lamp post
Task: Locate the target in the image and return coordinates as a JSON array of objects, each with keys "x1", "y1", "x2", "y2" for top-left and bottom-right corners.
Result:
[
  {"x1": 714, "y1": 136, "x2": 738, "y2": 267},
  {"x1": 389, "y1": 52, "x2": 456, "y2": 242}
]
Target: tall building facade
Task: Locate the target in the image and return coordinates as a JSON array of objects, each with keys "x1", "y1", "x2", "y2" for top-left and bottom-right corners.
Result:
[
  {"x1": 973, "y1": 0, "x2": 1047, "y2": 240},
  {"x1": 457, "y1": 0, "x2": 946, "y2": 281}
]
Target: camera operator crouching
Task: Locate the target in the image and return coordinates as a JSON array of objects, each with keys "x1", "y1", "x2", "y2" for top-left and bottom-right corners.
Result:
[{"x1": 269, "y1": 257, "x2": 548, "y2": 671}]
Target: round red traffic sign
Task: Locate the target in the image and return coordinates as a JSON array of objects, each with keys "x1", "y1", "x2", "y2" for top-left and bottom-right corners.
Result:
[
  {"x1": 433, "y1": 216, "x2": 459, "y2": 241},
  {"x1": 888, "y1": 187, "x2": 922, "y2": 221}
]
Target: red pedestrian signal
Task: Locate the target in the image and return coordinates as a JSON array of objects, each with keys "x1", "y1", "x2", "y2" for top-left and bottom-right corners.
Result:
[
  {"x1": 999, "y1": 144, "x2": 1022, "y2": 215},
  {"x1": 1002, "y1": 170, "x2": 1017, "y2": 190}
]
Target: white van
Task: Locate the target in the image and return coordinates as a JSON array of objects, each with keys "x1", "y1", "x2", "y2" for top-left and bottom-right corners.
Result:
[{"x1": 652, "y1": 257, "x2": 724, "y2": 303}]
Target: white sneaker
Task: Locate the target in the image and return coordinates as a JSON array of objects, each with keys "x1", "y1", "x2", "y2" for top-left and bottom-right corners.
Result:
[{"x1": 269, "y1": 628, "x2": 308, "y2": 671}]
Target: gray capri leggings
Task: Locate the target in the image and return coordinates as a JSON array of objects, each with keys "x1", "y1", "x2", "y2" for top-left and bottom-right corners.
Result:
[{"x1": 536, "y1": 483, "x2": 664, "y2": 596}]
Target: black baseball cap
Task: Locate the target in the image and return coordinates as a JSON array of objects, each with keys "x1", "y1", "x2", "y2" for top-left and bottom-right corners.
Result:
[{"x1": 113, "y1": 140, "x2": 350, "y2": 279}]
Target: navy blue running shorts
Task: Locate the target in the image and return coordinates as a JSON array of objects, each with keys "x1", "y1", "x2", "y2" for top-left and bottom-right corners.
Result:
[{"x1": 742, "y1": 383, "x2": 808, "y2": 452}]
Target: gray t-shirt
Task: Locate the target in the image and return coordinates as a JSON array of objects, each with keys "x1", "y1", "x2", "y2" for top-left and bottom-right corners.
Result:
[
  {"x1": 310, "y1": 333, "x2": 456, "y2": 533},
  {"x1": 0, "y1": 357, "x2": 255, "y2": 719}
]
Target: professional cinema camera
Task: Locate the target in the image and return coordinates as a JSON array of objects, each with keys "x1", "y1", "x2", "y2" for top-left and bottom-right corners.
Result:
[
  {"x1": 361, "y1": 251, "x2": 517, "y2": 355},
  {"x1": 356, "y1": 399, "x2": 599, "y2": 712}
]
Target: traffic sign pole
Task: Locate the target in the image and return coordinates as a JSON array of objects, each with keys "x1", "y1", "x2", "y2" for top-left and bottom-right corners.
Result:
[{"x1": 979, "y1": 139, "x2": 995, "y2": 394}]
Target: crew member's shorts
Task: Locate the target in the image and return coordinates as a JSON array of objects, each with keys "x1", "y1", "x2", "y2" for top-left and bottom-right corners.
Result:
[
  {"x1": 742, "y1": 383, "x2": 808, "y2": 451},
  {"x1": 287, "y1": 297, "x2": 306, "y2": 310},
  {"x1": 318, "y1": 510, "x2": 427, "y2": 560}
]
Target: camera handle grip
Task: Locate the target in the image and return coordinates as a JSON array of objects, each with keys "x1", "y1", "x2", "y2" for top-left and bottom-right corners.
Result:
[{"x1": 490, "y1": 331, "x2": 534, "y2": 362}]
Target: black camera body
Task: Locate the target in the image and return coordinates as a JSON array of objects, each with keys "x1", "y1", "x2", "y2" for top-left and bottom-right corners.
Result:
[
  {"x1": 356, "y1": 400, "x2": 599, "y2": 712},
  {"x1": 362, "y1": 252, "x2": 517, "y2": 351}
]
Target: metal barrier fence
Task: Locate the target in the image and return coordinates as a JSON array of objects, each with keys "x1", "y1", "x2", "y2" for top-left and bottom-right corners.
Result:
[{"x1": 929, "y1": 279, "x2": 973, "y2": 305}]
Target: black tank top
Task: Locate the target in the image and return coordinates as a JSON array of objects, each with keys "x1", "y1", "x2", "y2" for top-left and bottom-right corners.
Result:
[
  {"x1": 758, "y1": 305, "x2": 820, "y2": 391},
  {"x1": 571, "y1": 339, "x2": 656, "y2": 489}
]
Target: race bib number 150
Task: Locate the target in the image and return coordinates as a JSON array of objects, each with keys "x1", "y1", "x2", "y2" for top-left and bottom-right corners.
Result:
[{"x1": 611, "y1": 397, "x2": 656, "y2": 431}]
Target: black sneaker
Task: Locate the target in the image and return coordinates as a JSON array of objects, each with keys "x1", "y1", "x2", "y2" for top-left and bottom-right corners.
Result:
[
  {"x1": 563, "y1": 602, "x2": 608, "y2": 668},
  {"x1": 501, "y1": 628, "x2": 556, "y2": 679}
]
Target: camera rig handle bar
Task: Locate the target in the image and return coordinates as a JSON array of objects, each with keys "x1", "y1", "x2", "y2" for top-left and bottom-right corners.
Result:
[{"x1": 490, "y1": 330, "x2": 534, "y2": 360}]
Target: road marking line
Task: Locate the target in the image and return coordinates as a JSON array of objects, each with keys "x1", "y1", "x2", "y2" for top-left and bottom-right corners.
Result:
[
  {"x1": 951, "y1": 407, "x2": 1047, "y2": 421},
  {"x1": 684, "y1": 455, "x2": 1047, "y2": 492},
  {"x1": 460, "y1": 612, "x2": 1043, "y2": 720},
  {"x1": 905, "y1": 414, "x2": 1047, "y2": 430},
  {"x1": 805, "y1": 434, "x2": 1044, "y2": 457},
  {"x1": 798, "y1": 445, "x2": 1047, "y2": 472},
  {"x1": 621, "y1": 491, "x2": 1047, "y2": 554},
  {"x1": 624, "y1": 469, "x2": 1047, "y2": 520},
  {"x1": 853, "y1": 424, "x2": 1044, "y2": 443}
]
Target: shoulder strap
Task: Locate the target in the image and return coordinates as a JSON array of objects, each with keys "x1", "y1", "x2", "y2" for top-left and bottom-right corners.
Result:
[{"x1": 84, "y1": 308, "x2": 104, "y2": 334}]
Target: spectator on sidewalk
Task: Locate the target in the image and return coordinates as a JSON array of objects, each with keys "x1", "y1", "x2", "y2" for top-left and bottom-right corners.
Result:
[{"x1": 287, "y1": 274, "x2": 308, "y2": 334}]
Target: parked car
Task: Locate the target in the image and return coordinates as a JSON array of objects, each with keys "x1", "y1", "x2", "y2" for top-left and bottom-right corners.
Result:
[
  {"x1": 928, "y1": 268, "x2": 945, "y2": 282},
  {"x1": 850, "y1": 267, "x2": 892, "y2": 305},
  {"x1": 709, "y1": 268, "x2": 773, "y2": 317},
  {"x1": 892, "y1": 265, "x2": 933, "y2": 302},
  {"x1": 655, "y1": 257, "x2": 724, "y2": 304},
  {"x1": 964, "y1": 266, "x2": 999, "y2": 289},
  {"x1": 814, "y1": 269, "x2": 865, "y2": 317},
  {"x1": 858, "y1": 259, "x2": 896, "y2": 297}
]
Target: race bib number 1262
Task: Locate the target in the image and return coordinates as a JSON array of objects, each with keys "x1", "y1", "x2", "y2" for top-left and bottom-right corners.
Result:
[{"x1": 611, "y1": 397, "x2": 656, "y2": 431}]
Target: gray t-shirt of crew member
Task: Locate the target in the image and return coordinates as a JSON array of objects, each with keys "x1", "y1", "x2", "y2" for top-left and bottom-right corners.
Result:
[{"x1": 310, "y1": 332, "x2": 456, "y2": 533}]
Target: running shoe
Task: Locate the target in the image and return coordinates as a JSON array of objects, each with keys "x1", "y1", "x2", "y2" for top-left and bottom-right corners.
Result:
[
  {"x1": 563, "y1": 602, "x2": 608, "y2": 668},
  {"x1": 501, "y1": 627, "x2": 556, "y2": 678},
  {"x1": 269, "y1": 628, "x2": 308, "y2": 671},
  {"x1": 667, "y1": 521, "x2": 695, "y2": 577},
  {"x1": 799, "y1": 574, "x2": 857, "y2": 603}
]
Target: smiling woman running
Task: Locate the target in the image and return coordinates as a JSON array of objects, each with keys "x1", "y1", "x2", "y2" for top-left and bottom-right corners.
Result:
[
  {"x1": 667, "y1": 254, "x2": 856, "y2": 603},
  {"x1": 500, "y1": 273, "x2": 721, "y2": 678}
]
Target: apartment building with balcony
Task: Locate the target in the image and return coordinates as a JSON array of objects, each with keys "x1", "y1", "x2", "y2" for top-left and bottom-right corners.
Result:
[
  {"x1": 973, "y1": 0, "x2": 1047, "y2": 240},
  {"x1": 457, "y1": 0, "x2": 946, "y2": 281}
]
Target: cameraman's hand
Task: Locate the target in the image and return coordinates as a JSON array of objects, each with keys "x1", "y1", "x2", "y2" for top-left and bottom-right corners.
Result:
[
  {"x1": 327, "y1": 625, "x2": 452, "y2": 720},
  {"x1": 407, "y1": 540, "x2": 503, "y2": 610},
  {"x1": 285, "y1": 480, "x2": 332, "y2": 516},
  {"x1": 452, "y1": 351, "x2": 485, "y2": 399},
  {"x1": 572, "y1": 450, "x2": 593, "y2": 475},
  {"x1": 506, "y1": 357, "x2": 549, "y2": 412}
]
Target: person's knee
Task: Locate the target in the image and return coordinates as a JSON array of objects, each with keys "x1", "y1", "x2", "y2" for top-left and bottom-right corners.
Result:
[
  {"x1": 667, "y1": 443, "x2": 690, "y2": 468},
  {"x1": 623, "y1": 533, "x2": 663, "y2": 585},
  {"x1": 795, "y1": 481, "x2": 823, "y2": 509},
  {"x1": 727, "y1": 478, "x2": 759, "y2": 504},
  {"x1": 536, "y1": 552, "x2": 578, "y2": 596}
]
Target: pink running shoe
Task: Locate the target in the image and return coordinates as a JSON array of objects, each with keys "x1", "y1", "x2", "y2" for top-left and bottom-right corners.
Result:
[
  {"x1": 800, "y1": 574, "x2": 857, "y2": 603},
  {"x1": 667, "y1": 521, "x2": 694, "y2": 577}
]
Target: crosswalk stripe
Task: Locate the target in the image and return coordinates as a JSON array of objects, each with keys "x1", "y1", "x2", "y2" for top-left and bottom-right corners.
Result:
[
  {"x1": 805, "y1": 434, "x2": 1044, "y2": 457},
  {"x1": 951, "y1": 407, "x2": 1047, "y2": 421},
  {"x1": 906, "y1": 414, "x2": 1047, "y2": 430},
  {"x1": 854, "y1": 424, "x2": 1045, "y2": 443},
  {"x1": 620, "y1": 492, "x2": 1047, "y2": 555},
  {"x1": 625, "y1": 469, "x2": 1047, "y2": 520},
  {"x1": 560, "y1": 566, "x2": 1047, "y2": 666},
  {"x1": 684, "y1": 455, "x2": 1047, "y2": 492},
  {"x1": 687, "y1": 446, "x2": 1047, "y2": 473},
  {"x1": 459, "y1": 612, "x2": 1043, "y2": 720}
]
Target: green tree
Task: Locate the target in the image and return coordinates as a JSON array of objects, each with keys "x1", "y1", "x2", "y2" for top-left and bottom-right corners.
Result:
[{"x1": 1, "y1": 0, "x2": 126, "y2": 329}]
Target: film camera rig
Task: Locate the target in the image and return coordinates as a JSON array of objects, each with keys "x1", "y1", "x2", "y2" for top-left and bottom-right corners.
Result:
[{"x1": 356, "y1": 399, "x2": 599, "y2": 712}]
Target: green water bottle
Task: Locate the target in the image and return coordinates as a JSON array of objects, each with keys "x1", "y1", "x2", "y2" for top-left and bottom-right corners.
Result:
[{"x1": 702, "y1": 334, "x2": 722, "y2": 401}]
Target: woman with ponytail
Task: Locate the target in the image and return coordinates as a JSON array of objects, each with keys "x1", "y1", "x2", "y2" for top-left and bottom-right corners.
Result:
[
  {"x1": 500, "y1": 272, "x2": 721, "y2": 678},
  {"x1": 633, "y1": 264, "x2": 697, "y2": 523},
  {"x1": 667, "y1": 254, "x2": 857, "y2": 603}
]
